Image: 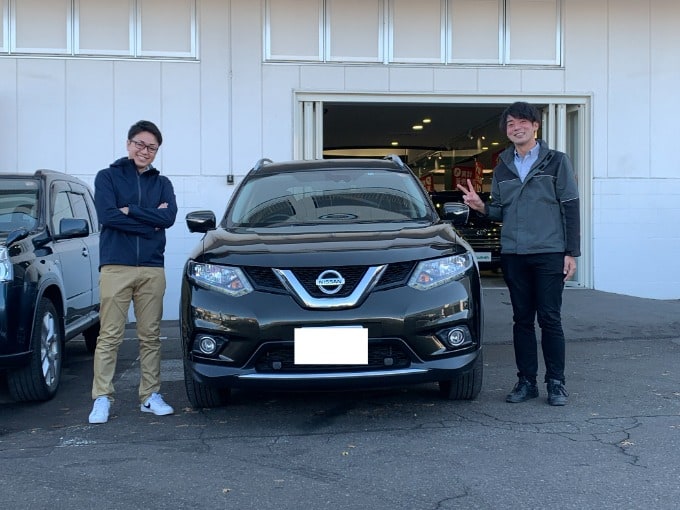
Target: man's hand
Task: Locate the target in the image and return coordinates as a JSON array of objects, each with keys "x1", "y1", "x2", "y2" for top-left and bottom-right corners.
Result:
[
  {"x1": 154, "y1": 202, "x2": 168, "y2": 230},
  {"x1": 121, "y1": 203, "x2": 166, "y2": 215},
  {"x1": 563, "y1": 255, "x2": 577, "y2": 282},
  {"x1": 455, "y1": 179, "x2": 485, "y2": 213}
]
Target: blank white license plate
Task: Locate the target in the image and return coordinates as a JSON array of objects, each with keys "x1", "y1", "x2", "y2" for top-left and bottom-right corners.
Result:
[
  {"x1": 475, "y1": 252, "x2": 492, "y2": 262},
  {"x1": 294, "y1": 326, "x2": 368, "y2": 365}
]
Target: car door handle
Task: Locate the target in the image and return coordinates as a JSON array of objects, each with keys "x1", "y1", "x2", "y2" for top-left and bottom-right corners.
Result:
[{"x1": 82, "y1": 247, "x2": 89, "y2": 257}]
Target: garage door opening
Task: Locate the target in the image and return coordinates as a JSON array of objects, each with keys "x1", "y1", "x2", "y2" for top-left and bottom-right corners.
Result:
[{"x1": 295, "y1": 95, "x2": 591, "y2": 288}]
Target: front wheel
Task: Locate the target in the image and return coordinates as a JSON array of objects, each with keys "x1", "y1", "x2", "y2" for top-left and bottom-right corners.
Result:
[
  {"x1": 8, "y1": 298, "x2": 63, "y2": 402},
  {"x1": 183, "y1": 357, "x2": 231, "y2": 409},
  {"x1": 438, "y1": 350, "x2": 483, "y2": 400}
]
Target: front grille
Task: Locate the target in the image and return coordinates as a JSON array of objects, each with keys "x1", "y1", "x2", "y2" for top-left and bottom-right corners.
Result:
[
  {"x1": 458, "y1": 228, "x2": 500, "y2": 252},
  {"x1": 376, "y1": 261, "x2": 415, "y2": 288},
  {"x1": 244, "y1": 261, "x2": 416, "y2": 295},
  {"x1": 252, "y1": 341, "x2": 412, "y2": 373},
  {"x1": 294, "y1": 266, "x2": 365, "y2": 298},
  {"x1": 467, "y1": 239, "x2": 501, "y2": 251},
  {"x1": 243, "y1": 266, "x2": 285, "y2": 292}
]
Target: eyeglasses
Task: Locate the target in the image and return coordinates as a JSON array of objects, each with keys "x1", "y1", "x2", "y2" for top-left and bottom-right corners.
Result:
[{"x1": 130, "y1": 139, "x2": 159, "y2": 153}]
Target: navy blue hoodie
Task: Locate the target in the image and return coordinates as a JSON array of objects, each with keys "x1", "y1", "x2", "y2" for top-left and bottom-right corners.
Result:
[{"x1": 94, "y1": 157, "x2": 177, "y2": 268}]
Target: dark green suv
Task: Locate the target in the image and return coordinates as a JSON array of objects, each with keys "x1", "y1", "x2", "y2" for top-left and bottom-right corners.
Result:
[
  {"x1": 181, "y1": 156, "x2": 483, "y2": 408},
  {"x1": 0, "y1": 170, "x2": 100, "y2": 402}
]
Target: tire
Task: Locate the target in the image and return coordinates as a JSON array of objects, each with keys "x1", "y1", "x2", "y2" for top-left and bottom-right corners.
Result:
[
  {"x1": 438, "y1": 350, "x2": 483, "y2": 400},
  {"x1": 8, "y1": 298, "x2": 63, "y2": 402},
  {"x1": 183, "y1": 357, "x2": 230, "y2": 409},
  {"x1": 82, "y1": 321, "x2": 100, "y2": 354}
]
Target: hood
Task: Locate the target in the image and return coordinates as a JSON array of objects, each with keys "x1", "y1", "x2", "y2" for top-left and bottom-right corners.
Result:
[{"x1": 190, "y1": 223, "x2": 469, "y2": 267}]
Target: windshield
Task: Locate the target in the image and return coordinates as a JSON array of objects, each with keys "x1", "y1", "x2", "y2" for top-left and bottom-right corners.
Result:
[
  {"x1": 0, "y1": 179, "x2": 39, "y2": 233},
  {"x1": 227, "y1": 168, "x2": 433, "y2": 228}
]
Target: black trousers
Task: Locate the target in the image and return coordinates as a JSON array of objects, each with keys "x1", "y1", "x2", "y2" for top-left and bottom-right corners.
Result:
[{"x1": 501, "y1": 253, "x2": 566, "y2": 384}]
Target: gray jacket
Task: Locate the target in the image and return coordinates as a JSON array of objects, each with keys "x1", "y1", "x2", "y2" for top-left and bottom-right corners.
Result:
[{"x1": 486, "y1": 139, "x2": 580, "y2": 256}]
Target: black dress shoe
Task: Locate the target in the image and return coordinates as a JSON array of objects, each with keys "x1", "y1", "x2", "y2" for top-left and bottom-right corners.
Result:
[
  {"x1": 547, "y1": 379, "x2": 568, "y2": 406},
  {"x1": 506, "y1": 378, "x2": 539, "y2": 403}
]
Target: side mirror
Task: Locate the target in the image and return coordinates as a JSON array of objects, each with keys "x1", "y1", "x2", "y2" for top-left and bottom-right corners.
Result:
[
  {"x1": 186, "y1": 210, "x2": 216, "y2": 233},
  {"x1": 441, "y1": 202, "x2": 469, "y2": 227},
  {"x1": 56, "y1": 218, "x2": 89, "y2": 239}
]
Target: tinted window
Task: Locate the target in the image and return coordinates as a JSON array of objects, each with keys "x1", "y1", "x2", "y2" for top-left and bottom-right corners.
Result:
[
  {"x1": 0, "y1": 180, "x2": 39, "y2": 232},
  {"x1": 69, "y1": 191, "x2": 92, "y2": 231},
  {"x1": 52, "y1": 190, "x2": 74, "y2": 233},
  {"x1": 228, "y1": 169, "x2": 432, "y2": 227}
]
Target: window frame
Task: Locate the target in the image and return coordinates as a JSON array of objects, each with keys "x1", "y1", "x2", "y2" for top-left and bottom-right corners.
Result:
[
  {"x1": 0, "y1": 0, "x2": 8, "y2": 53},
  {"x1": 388, "y1": 0, "x2": 446, "y2": 64},
  {"x1": 504, "y1": 0, "x2": 562, "y2": 66},
  {"x1": 1, "y1": 0, "x2": 198, "y2": 60},
  {"x1": 10, "y1": 0, "x2": 72, "y2": 55},
  {"x1": 73, "y1": 0, "x2": 135, "y2": 57},
  {"x1": 263, "y1": 0, "x2": 563, "y2": 67}
]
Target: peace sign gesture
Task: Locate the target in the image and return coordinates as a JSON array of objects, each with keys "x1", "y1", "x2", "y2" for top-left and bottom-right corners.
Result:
[{"x1": 455, "y1": 179, "x2": 485, "y2": 213}]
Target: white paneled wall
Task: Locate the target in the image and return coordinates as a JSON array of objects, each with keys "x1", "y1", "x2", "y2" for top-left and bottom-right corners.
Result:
[
  {"x1": 1, "y1": 0, "x2": 679, "y2": 314},
  {"x1": 650, "y1": 0, "x2": 680, "y2": 180},
  {"x1": 607, "y1": 0, "x2": 650, "y2": 179},
  {"x1": 159, "y1": 62, "x2": 201, "y2": 177},
  {"x1": 593, "y1": 179, "x2": 680, "y2": 298},
  {"x1": 65, "y1": 60, "x2": 116, "y2": 173},
  {"x1": 16, "y1": 59, "x2": 67, "y2": 171},
  {"x1": 0, "y1": 58, "x2": 17, "y2": 168}
]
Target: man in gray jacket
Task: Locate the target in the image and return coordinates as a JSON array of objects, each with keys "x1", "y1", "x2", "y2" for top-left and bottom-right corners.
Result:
[{"x1": 457, "y1": 101, "x2": 580, "y2": 406}]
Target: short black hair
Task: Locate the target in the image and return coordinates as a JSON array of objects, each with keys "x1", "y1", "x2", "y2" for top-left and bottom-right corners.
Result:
[
  {"x1": 128, "y1": 120, "x2": 163, "y2": 146},
  {"x1": 498, "y1": 102, "x2": 541, "y2": 133}
]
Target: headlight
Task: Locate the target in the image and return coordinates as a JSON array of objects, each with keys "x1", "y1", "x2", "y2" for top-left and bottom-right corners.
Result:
[
  {"x1": 407, "y1": 253, "x2": 473, "y2": 291},
  {"x1": 0, "y1": 247, "x2": 12, "y2": 282},
  {"x1": 187, "y1": 261, "x2": 253, "y2": 297}
]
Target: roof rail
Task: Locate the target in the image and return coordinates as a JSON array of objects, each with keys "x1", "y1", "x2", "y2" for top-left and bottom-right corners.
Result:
[
  {"x1": 252, "y1": 158, "x2": 273, "y2": 172},
  {"x1": 383, "y1": 153, "x2": 408, "y2": 170}
]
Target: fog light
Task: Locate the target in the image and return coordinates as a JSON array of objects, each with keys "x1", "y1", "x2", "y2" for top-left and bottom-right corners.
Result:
[
  {"x1": 446, "y1": 328, "x2": 466, "y2": 347},
  {"x1": 434, "y1": 325, "x2": 474, "y2": 353},
  {"x1": 198, "y1": 335, "x2": 218, "y2": 354}
]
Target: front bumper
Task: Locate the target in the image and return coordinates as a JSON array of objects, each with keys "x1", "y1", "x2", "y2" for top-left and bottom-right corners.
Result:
[
  {"x1": 181, "y1": 270, "x2": 483, "y2": 391},
  {"x1": 0, "y1": 281, "x2": 32, "y2": 367},
  {"x1": 187, "y1": 346, "x2": 481, "y2": 391}
]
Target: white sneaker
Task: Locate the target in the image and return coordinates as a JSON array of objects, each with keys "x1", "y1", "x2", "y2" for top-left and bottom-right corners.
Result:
[
  {"x1": 88, "y1": 396, "x2": 110, "y2": 424},
  {"x1": 141, "y1": 392, "x2": 174, "y2": 416}
]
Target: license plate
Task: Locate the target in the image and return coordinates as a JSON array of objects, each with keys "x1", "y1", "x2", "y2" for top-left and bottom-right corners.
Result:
[
  {"x1": 475, "y1": 252, "x2": 491, "y2": 262},
  {"x1": 294, "y1": 326, "x2": 368, "y2": 365}
]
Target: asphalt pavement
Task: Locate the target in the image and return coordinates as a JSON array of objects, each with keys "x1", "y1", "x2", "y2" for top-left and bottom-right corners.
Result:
[{"x1": 1, "y1": 276, "x2": 680, "y2": 509}]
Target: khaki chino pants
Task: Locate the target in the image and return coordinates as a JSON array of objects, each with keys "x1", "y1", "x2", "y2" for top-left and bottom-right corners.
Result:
[{"x1": 92, "y1": 265, "x2": 166, "y2": 404}]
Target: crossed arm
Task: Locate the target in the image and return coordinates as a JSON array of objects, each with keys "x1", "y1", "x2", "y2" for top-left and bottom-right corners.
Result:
[{"x1": 95, "y1": 173, "x2": 177, "y2": 236}]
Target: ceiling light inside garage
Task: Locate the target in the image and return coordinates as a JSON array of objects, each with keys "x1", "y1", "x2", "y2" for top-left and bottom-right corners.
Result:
[{"x1": 412, "y1": 125, "x2": 423, "y2": 130}]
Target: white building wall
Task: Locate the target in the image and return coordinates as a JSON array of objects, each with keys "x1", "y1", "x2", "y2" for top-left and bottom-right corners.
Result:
[
  {"x1": 1, "y1": 0, "x2": 679, "y2": 319},
  {"x1": 561, "y1": 0, "x2": 680, "y2": 298}
]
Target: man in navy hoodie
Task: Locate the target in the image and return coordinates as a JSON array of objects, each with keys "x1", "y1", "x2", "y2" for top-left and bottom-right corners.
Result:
[{"x1": 89, "y1": 120, "x2": 178, "y2": 424}]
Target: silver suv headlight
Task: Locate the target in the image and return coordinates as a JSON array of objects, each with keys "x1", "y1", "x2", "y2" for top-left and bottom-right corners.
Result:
[
  {"x1": 0, "y1": 246, "x2": 12, "y2": 282},
  {"x1": 408, "y1": 253, "x2": 474, "y2": 291},
  {"x1": 187, "y1": 261, "x2": 253, "y2": 297}
]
